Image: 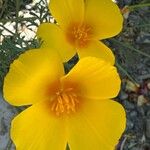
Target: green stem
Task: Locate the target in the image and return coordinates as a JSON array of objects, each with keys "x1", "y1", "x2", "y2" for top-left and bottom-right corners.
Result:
[
  {"x1": 0, "y1": 24, "x2": 14, "y2": 35},
  {"x1": 110, "y1": 38, "x2": 150, "y2": 59},
  {"x1": 116, "y1": 62, "x2": 139, "y2": 86},
  {"x1": 0, "y1": 17, "x2": 37, "y2": 23},
  {"x1": 128, "y1": 3, "x2": 150, "y2": 10},
  {"x1": 0, "y1": 0, "x2": 8, "y2": 18},
  {"x1": 15, "y1": 0, "x2": 20, "y2": 34},
  {"x1": 135, "y1": 23, "x2": 150, "y2": 28}
]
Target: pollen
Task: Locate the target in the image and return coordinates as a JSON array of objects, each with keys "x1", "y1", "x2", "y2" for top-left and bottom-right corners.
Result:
[
  {"x1": 50, "y1": 88, "x2": 80, "y2": 116},
  {"x1": 66, "y1": 23, "x2": 93, "y2": 48}
]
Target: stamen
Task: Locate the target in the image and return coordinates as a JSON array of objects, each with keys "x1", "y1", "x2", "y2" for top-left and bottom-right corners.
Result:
[
  {"x1": 50, "y1": 89, "x2": 79, "y2": 116},
  {"x1": 66, "y1": 23, "x2": 93, "y2": 48}
]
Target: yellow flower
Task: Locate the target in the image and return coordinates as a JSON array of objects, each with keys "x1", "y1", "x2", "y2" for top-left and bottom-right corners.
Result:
[
  {"x1": 37, "y1": 0, "x2": 123, "y2": 63},
  {"x1": 3, "y1": 48, "x2": 126, "y2": 150}
]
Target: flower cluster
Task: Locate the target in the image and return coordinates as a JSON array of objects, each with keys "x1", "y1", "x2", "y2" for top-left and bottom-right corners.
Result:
[{"x1": 3, "y1": 0, "x2": 126, "y2": 150}]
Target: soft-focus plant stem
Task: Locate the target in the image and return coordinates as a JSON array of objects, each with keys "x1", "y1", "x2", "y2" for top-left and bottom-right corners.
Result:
[
  {"x1": 0, "y1": 0, "x2": 8, "y2": 18},
  {"x1": 15, "y1": 0, "x2": 20, "y2": 34},
  {"x1": 128, "y1": 3, "x2": 150, "y2": 10},
  {"x1": 0, "y1": 17, "x2": 37, "y2": 23},
  {"x1": 110, "y1": 38, "x2": 150, "y2": 59},
  {"x1": 116, "y1": 61, "x2": 139, "y2": 86},
  {"x1": 135, "y1": 24, "x2": 150, "y2": 28},
  {"x1": 0, "y1": 24, "x2": 14, "y2": 35}
]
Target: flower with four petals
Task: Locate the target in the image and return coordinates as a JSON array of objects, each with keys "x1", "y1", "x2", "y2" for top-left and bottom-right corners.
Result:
[
  {"x1": 4, "y1": 48, "x2": 125, "y2": 150},
  {"x1": 37, "y1": 0, "x2": 123, "y2": 63}
]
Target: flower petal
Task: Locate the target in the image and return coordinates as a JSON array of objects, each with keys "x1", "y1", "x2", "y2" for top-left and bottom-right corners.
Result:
[
  {"x1": 84, "y1": 0, "x2": 123, "y2": 39},
  {"x1": 3, "y1": 48, "x2": 64, "y2": 106},
  {"x1": 37, "y1": 23, "x2": 76, "y2": 62},
  {"x1": 78, "y1": 41, "x2": 115, "y2": 65},
  {"x1": 68, "y1": 99, "x2": 126, "y2": 150},
  {"x1": 11, "y1": 100, "x2": 67, "y2": 150},
  {"x1": 49, "y1": 0, "x2": 84, "y2": 29},
  {"x1": 62, "y1": 57, "x2": 121, "y2": 99}
]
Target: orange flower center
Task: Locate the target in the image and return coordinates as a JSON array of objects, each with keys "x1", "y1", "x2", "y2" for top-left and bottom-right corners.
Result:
[
  {"x1": 50, "y1": 88, "x2": 80, "y2": 116},
  {"x1": 66, "y1": 23, "x2": 93, "y2": 48}
]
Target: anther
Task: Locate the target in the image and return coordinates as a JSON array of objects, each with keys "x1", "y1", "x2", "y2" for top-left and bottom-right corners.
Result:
[
  {"x1": 50, "y1": 89, "x2": 79, "y2": 116},
  {"x1": 66, "y1": 23, "x2": 92, "y2": 48}
]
